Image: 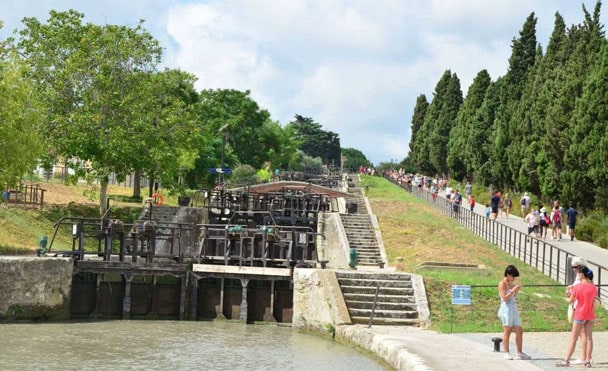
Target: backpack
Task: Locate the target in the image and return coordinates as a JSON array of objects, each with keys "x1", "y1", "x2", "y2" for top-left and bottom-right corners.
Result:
[
  {"x1": 553, "y1": 211, "x2": 561, "y2": 223},
  {"x1": 544, "y1": 214, "x2": 551, "y2": 225},
  {"x1": 520, "y1": 197, "x2": 527, "y2": 206}
]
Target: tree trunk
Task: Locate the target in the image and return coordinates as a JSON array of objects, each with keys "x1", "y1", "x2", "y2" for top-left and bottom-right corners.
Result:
[
  {"x1": 133, "y1": 169, "x2": 142, "y2": 198},
  {"x1": 100, "y1": 176, "x2": 109, "y2": 216}
]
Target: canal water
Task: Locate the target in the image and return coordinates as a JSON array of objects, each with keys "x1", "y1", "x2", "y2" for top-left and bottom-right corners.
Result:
[{"x1": 0, "y1": 321, "x2": 389, "y2": 370}]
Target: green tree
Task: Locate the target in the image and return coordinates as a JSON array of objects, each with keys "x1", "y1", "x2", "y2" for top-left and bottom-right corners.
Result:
[
  {"x1": 408, "y1": 94, "x2": 429, "y2": 173},
  {"x1": 341, "y1": 147, "x2": 370, "y2": 172},
  {"x1": 425, "y1": 70, "x2": 463, "y2": 177},
  {"x1": 16, "y1": 10, "x2": 195, "y2": 214},
  {"x1": 0, "y1": 51, "x2": 44, "y2": 187},
  {"x1": 287, "y1": 115, "x2": 341, "y2": 166},
  {"x1": 448, "y1": 69, "x2": 491, "y2": 181}
]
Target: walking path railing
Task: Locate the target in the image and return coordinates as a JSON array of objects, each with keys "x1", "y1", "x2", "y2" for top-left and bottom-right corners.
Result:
[{"x1": 384, "y1": 176, "x2": 607, "y2": 303}]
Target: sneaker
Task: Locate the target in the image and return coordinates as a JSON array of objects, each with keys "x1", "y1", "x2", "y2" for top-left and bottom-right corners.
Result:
[
  {"x1": 503, "y1": 353, "x2": 513, "y2": 360},
  {"x1": 515, "y1": 352, "x2": 531, "y2": 360}
]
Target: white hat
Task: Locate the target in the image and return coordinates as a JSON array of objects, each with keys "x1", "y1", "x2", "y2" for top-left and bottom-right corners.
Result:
[
  {"x1": 571, "y1": 256, "x2": 587, "y2": 267},
  {"x1": 540, "y1": 207, "x2": 546, "y2": 213},
  {"x1": 524, "y1": 192, "x2": 528, "y2": 196}
]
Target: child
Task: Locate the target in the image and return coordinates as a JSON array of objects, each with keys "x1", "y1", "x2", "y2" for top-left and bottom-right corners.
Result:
[
  {"x1": 485, "y1": 203, "x2": 491, "y2": 218},
  {"x1": 469, "y1": 195, "x2": 475, "y2": 212}
]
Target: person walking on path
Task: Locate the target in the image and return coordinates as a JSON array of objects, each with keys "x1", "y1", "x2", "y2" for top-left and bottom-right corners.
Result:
[
  {"x1": 552, "y1": 205, "x2": 563, "y2": 240},
  {"x1": 524, "y1": 209, "x2": 540, "y2": 239},
  {"x1": 498, "y1": 265, "x2": 531, "y2": 360},
  {"x1": 520, "y1": 192, "x2": 531, "y2": 216},
  {"x1": 491, "y1": 191, "x2": 501, "y2": 220},
  {"x1": 503, "y1": 194, "x2": 513, "y2": 218},
  {"x1": 539, "y1": 207, "x2": 550, "y2": 239},
  {"x1": 556, "y1": 265, "x2": 597, "y2": 368},
  {"x1": 567, "y1": 204, "x2": 578, "y2": 241}
]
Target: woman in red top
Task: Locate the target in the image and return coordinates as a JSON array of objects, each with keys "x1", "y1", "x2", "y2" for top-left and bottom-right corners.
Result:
[{"x1": 557, "y1": 266, "x2": 598, "y2": 368}]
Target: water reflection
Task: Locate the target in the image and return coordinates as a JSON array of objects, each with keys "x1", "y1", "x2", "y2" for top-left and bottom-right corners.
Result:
[{"x1": 0, "y1": 321, "x2": 389, "y2": 370}]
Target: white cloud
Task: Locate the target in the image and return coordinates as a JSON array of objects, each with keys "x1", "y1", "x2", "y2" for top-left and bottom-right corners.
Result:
[{"x1": 2, "y1": 0, "x2": 606, "y2": 165}]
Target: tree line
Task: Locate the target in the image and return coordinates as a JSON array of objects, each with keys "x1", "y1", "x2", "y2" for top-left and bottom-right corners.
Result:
[
  {"x1": 0, "y1": 10, "x2": 372, "y2": 213},
  {"x1": 407, "y1": 1, "x2": 608, "y2": 213}
]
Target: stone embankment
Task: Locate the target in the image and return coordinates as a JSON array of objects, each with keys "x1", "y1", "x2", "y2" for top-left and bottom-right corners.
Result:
[{"x1": 0, "y1": 257, "x2": 72, "y2": 320}]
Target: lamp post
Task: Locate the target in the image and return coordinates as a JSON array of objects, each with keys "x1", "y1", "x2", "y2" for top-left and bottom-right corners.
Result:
[{"x1": 218, "y1": 124, "x2": 229, "y2": 186}]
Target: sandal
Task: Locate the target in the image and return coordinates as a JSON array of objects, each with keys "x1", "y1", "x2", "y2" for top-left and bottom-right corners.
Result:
[
  {"x1": 585, "y1": 361, "x2": 591, "y2": 368},
  {"x1": 556, "y1": 360, "x2": 570, "y2": 367}
]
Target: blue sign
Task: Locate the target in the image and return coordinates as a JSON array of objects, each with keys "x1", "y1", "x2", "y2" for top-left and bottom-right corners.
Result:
[
  {"x1": 451, "y1": 285, "x2": 471, "y2": 305},
  {"x1": 207, "y1": 168, "x2": 233, "y2": 174}
]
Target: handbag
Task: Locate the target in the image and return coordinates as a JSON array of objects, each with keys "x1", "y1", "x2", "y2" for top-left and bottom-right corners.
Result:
[{"x1": 567, "y1": 303, "x2": 574, "y2": 323}]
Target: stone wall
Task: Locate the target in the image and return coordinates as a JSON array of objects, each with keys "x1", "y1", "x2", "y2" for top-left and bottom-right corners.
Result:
[
  {"x1": 0, "y1": 257, "x2": 72, "y2": 321},
  {"x1": 317, "y1": 212, "x2": 350, "y2": 269},
  {"x1": 291, "y1": 268, "x2": 351, "y2": 332}
]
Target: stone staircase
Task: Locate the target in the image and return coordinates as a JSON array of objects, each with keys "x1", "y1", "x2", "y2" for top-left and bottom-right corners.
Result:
[
  {"x1": 340, "y1": 212, "x2": 382, "y2": 266},
  {"x1": 337, "y1": 271, "x2": 419, "y2": 326}
]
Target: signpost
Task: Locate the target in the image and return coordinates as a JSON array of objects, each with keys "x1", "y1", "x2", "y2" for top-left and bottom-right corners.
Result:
[{"x1": 450, "y1": 285, "x2": 471, "y2": 333}]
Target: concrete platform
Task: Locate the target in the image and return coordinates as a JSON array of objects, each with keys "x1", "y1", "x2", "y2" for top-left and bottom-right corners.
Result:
[{"x1": 338, "y1": 325, "x2": 608, "y2": 370}]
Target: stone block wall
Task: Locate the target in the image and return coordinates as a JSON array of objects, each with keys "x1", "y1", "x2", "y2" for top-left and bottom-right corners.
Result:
[
  {"x1": 292, "y1": 268, "x2": 351, "y2": 332},
  {"x1": 0, "y1": 257, "x2": 73, "y2": 321}
]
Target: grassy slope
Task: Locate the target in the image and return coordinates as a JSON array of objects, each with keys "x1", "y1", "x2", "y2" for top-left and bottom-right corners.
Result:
[{"x1": 359, "y1": 174, "x2": 607, "y2": 333}]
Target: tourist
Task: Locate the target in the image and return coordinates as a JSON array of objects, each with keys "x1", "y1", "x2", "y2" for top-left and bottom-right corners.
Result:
[
  {"x1": 503, "y1": 194, "x2": 513, "y2": 218},
  {"x1": 464, "y1": 181, "x2": 472, "y2": 199},
  {"x1": 556, "y1": 265, "x2": 597, "y2": 368},
  {"x1": 552, "y1": 205, "x2": 563, "y2": 240},
  {"x1": 565, "y1": 257, "x2": 591, "y2": 365},
  {"x1": 469, "y1": 194, "x2": 475, "y2": 212},
  {"x1": 524, "y1": 209, "x2": 540, "y2": 239},
  {"x1": 566, "y1": 204, "x2": 578, "y2": 241},
  {"x1": 485, "y1": 203, "x2": 491, "y2": 218},
  {"x1": 490, "y1": 191, "x2": 501, "y2": 220},
  {"x1": 520, "y1": 192, "x2": 531, "y2": 216},
  {"x1": 498, "y1": 265, "x2": 531, "y2": 360}
]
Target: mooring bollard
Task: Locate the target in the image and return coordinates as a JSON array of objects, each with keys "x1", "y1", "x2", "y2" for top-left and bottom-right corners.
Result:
[{"x1": 491, "y1": 337, "x2": 502, "y2": 352}]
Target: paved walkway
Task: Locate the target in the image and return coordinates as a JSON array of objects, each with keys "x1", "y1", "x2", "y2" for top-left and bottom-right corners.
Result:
[
  {"x1": 340, "y1": 324, "x2": 608, "y2": 370},
  {"x1": 349, "y1": 186, "x2": 608, "y2": 370}
]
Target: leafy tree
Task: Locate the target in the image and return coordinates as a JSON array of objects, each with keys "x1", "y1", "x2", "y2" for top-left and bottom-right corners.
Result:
[
  {"x1": 0, "y1": 51, "x2": 44, "y2": 187},
  {"x1": 16, "y1": 10, "x2": 193, "y2": 214},
  {"x1": 287, "y1": 115, "x2": 341, "y2": 166},
  {"x1": 196, "y1": 89, "x2": 271, "y2": 170},
  {"x1": 408, "y1": 94, "x2": 429, "y2": 172},
  {"x1": 448, "y1": 69, "x2": 491, "y2": 181},
  {"x1": 341, "y1": 147, "x2": 370, "y2": 172},
  {"x1": 425, "y1": 70, "x2": 463, "y2": 177}
]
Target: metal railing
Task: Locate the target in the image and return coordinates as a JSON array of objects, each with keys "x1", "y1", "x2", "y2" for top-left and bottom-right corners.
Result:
[{"x1": 385, "y1": 177, "x2": 607, "y2": 303}]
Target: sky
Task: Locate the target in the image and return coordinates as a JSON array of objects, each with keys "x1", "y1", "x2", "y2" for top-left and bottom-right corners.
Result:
[{"x1": 1, "y1": 1, "x2": 606, "y2": 166}]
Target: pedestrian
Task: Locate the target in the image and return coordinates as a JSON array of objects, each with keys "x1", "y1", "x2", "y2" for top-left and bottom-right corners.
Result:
[
  {"x1": 520, "y1": 192, "x2": 531, "y2": 216},
  {"x1": 498, "y1": 265, "x2": 531, "y2": 360},
  {"x1": 556, "y1": 265, "x2": 597, "y2": 368},
  {"x1": 503, "y1": 194, "x2": 513, "y2": 218},
  {"x1": 431, "y1": 184, "x2": 438, "y2": 203},
  {"x1": 539, "y1": 207, "x2": 550, "y2": 239},
  {"x1": 485, "y1": 203, "x2": 491, "y2": 218},
  {"x1": 524, "y1": 209, "x2": 539, "y2": 239},
  {"x1": 566, "y1": 204, "x2": 578, "y2": 241},
  {"x1": 565, "y1": 257, "x2": 591, "y2": 365},
  {"x1": 490, "y1": 191, "x2": 501, "y2": 220},
  {"x1": 552, "y1": 205, "x2": 563, "y2": 240},
  {"x1": 469, "y1": 194, "x2": 475, "y2": 212},
  {"x1": 464, "y1": 181, "x2": 472, "y2": 199},
  {"x1": 452, "y1": 189, "x2": 462, "y2": 218}
]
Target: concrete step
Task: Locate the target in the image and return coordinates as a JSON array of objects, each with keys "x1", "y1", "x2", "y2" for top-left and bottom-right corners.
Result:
[
  {"x1": 343, "y1": 293, "x2": 416, "y2": 304},
  {"x1": 339, "y1": 285, "x2": 415, "y2": 296},
  {"x1": 345, "y1": 300, "x2": 417, "y2": 311},
  {"x1": 336, "y1": 272, "x2": 412, "y2": 280},
  {"x1": 348, "y1": 308, "x2": 419, "y2": 319},
  {"x1": 337, "y1": 278, "x2": 413, "y2": 288},
  {"x1": 350, "y1": 316, "x2": 419, "y2": 326}
]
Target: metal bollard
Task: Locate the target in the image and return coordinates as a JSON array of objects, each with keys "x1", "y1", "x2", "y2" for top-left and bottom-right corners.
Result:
[{"x1": 491, "y1": 337, "x2": 502, "y2": 352}]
